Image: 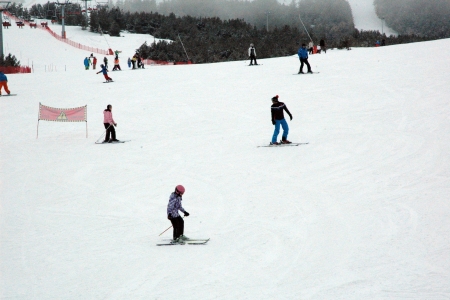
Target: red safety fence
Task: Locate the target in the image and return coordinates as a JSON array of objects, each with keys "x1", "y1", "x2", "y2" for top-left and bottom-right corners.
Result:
[{"x1": 0, "y1": 66, "x2": 32, "y2": 74}]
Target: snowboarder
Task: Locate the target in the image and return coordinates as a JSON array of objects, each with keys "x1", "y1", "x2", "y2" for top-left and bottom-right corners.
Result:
[
  {"x1": 84, "y1": 57, "x2": 90, "y2": 70},
  {"x1": 248, "y1": 43, "x2": 257, "y2": 65},
  {"x1": 112, "y1": 56, "x2": 121, "y2": 71},
  {"x1": 298, "y1": 44, "x2": 312, "y2": 74},
  {"x1": 96, "y1": 64, "x2": 113, "y2": 82},
  {"x1": 270, "y1": 95, "x2": 292, "y2": 145},
  {"x1": 167, "y1": 185, "x2": 190, "y2": 242},
  {"x1": 92, "y1": 56, "x2": 98, "y2": 69},
  {"x1": 103, "y1": 104, "x2": 119, "y2": 143},
  {"x1": 0, "y1": 71, "x2": 11, "y2": 95}
]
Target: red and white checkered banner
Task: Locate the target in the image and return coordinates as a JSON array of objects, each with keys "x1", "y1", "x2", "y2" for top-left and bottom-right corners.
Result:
[
  {"x1": 37, "y1": 103, "x2": 88, "y2": 138},
  {"x1": 38, "y1": 103, "x2": 87, "y2": 122}
]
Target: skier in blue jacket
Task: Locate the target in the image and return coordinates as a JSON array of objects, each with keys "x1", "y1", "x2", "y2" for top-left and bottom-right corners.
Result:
[
  {"x1": 298, "y1": 44, "x2": 312, "y2": 74},
  {"x1": 167, "y1": 185, "x2": 190, "y2": 242}
]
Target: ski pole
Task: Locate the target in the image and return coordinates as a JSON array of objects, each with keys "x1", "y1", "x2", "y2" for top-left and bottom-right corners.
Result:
[
  {"x1": 159, "y1": 216, "x2": 185, "y2": 236},
  {"x1": 96, "y1": 124, "x2": 111, "y2": 143}
]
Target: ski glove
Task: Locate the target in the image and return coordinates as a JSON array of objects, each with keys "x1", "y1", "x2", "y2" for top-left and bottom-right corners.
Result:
[
  {"x1": 272, "y1": 120, "x2": 275, "y2": 125},
  {"x1": 289, "y1": 114, "x2": 293, "y2": 121},
  {"x1": 184, "y1": 212, "x2": 190, "y2": 217}
]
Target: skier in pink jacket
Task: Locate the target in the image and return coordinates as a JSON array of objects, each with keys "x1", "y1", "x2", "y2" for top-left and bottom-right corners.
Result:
[{"x1": 103, "y1": 104, "x2": 119, "y2": 143}]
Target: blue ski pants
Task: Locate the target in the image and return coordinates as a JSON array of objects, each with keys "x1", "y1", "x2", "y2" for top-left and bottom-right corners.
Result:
[{"x1": 272, "y1": 119, "x2": 289, "y2": 143}]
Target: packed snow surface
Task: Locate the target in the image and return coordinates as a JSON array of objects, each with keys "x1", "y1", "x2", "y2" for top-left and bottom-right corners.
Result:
[{"x1": 1, "y1": 21, "x2": 450, "y2": 299}]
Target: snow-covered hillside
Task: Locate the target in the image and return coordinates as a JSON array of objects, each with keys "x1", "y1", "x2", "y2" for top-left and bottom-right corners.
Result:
[
  {"x1": 1, "y1": 20, "x2": 450, "y2": 299},
  {"x1": 347, "y1": 0, "x2": 397, "y2": 36}
]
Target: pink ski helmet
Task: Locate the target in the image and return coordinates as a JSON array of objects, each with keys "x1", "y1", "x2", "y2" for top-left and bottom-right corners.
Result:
[{"x1": 175, "y1": 185, "x2": 185, "y2": 195}]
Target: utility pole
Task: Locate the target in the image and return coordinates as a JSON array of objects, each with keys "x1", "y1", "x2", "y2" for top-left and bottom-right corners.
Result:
[
  {"x1": 0, "y1": 1, "x2": 11, "y2": 57},
  {"x1": 265, "y1": 11, "x2": 271, "y2": 32}
]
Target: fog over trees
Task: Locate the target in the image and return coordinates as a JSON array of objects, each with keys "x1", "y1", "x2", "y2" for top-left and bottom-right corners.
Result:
[{"x1": 373, "y1": 0, "x2": 450, "y2": 37}]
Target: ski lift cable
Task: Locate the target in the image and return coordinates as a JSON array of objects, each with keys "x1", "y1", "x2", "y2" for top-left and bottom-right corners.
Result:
[{"x1": 298, "y1": 14, "x2": 313, "y2": 43}]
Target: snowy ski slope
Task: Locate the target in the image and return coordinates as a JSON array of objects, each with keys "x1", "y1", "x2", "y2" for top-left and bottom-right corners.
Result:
[{"x1": 1, "y1": 18, "x2": 450, "y2": 300}]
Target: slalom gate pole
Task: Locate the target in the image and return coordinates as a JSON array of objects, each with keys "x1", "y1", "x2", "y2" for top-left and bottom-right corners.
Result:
[
  {"x1": 158, "y1": 216, "x2": 185, "y2": 236},
  {"x1": 96, "y1": 124, "x2": 111, "y2": 143},
  {"x1": 298, "y1": 14, "x2": 313, "y2": 43}
]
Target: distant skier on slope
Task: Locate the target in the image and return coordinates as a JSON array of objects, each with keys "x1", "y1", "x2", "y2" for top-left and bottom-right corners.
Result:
[
  {"x1": 97, "y1": 64, "x2": 113, "y2": 82},
  {"x1": 270, "y1": 95, "x2": 292, "y2": 145},
  {"x1": 298, "y1": 44, "x2": 313, "y2": 74},
  {"x1": 248, "y1": 43, "x2": 258, "y2": 65},
  {"x1": 167, "y1": 185, "x2": 190, "y2": 243},
  {"x1": 112, "y1": 56, "x2": 121, "y2": 71},
  {"x1": 102, "y1": 104, "x2": 119, "y2": 143},
  {"x1": 84, "y1": 57, "x2": 90, "y2": 70},
  {"x1": 0, "y1": 71, "x2": 11, "y2": 95}
]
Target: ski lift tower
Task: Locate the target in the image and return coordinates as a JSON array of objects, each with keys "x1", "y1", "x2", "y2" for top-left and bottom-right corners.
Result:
[
  {"x1": 80, "y1": 0, "x2": 91, "y2": 25},
  {"x1": 0, "y1": 1, "x2": 11, "y2": 57},
  {"x1": 55, "y1": 0, "x2": 71, "y2": 39}
]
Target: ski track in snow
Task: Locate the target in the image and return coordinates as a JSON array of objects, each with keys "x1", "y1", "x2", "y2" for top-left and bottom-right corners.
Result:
[{"x1": 1, "y1": 15, "x2": 450, "y2": 300}]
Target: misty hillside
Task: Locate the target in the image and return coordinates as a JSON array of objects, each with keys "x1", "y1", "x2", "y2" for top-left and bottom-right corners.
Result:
[{"x1": 374, "y1": 0, "x2": 450, "y2": 37}]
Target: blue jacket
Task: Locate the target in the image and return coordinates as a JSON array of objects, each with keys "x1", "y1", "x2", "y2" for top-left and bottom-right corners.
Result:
[
  {"x1": 298, "y1": 47, "x2": 308, "y2": 59},
  {"x1": 97, "y1": 65, "x2": 108, "y2": 75},
  {"x1": 84, "y1": 58, "x2": 90, "y2": 66},
  {"x1": 0, "y1": 72, "x2": 7, "y2": 82}
]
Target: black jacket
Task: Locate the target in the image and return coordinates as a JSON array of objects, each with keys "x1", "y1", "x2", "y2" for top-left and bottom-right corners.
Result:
[{"x1": 271, "y1": 101, "x2": 292, "y2": 122}]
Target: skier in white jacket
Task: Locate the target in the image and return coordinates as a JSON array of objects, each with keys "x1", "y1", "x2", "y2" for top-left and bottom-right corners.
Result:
[{"x1": 248, "y1": 43, "x2": 258, "y2": 65}]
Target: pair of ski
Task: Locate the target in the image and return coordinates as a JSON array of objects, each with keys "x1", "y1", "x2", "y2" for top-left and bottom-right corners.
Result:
[
  {"x1": 294, "y1": 72, "x2": 319, "y2": 75},
  {"x1": 95, "y1": 140, "x2": 130, "y2": 144},
  {"x1": 258, "y1": 142, "x2": 309, "y2": 148},
  {"x1": 157, "y1": 238, "x2": 210, "y2": 246}
]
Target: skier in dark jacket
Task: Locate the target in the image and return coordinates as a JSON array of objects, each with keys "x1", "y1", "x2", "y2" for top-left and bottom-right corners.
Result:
[
  {"x1": 270, "y1": 95, "x2": 292, "y2": 145},
  {"x1": 167, "y1": 185, "x2": 190, "y2": 242},
  {"x1": 298, "y1": 44, "x2": 312, "y2": 74},
  {"x1": 248, "y1": 43, "x2": 258, "y2": 65}
]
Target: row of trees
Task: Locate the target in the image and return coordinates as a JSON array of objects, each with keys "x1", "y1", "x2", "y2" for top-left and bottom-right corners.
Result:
[
  {"x1": 374, "y1": 0, "x2": 450, "y2": 38},
  {"x1": 0, "y1": 54, "x2": 21, "y2": 67}
]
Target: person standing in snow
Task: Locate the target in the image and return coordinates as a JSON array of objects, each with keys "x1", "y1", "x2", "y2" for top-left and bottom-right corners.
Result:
[
  {"x1": 112, "y1": 56, "x2": 121, "y2": 71},
  {"x1": 103, "y1": 104, "x2": 119, "y2": 143},
  {"x1": 0, "y1": 71, "x2": 11, "y2": 95},
  {"x1": 97, "y1": 64, "x2": 113, "y2": 82},
  {"x1": 103, "y1": 57, "x2": 108, "y2": 70},
  {"x1": 320, "y1": 39, "x2": 326, "y2": 53},
  {"x1": 298, "y1": 44, "x2": 312, "y2": 74},
  {"x1": 308, "y1": 41, "x2": 314, "y2": 54},
  {"x1": 92, "y1": 56, "x2": 98, "y2": 69},
  {"x1": 270, "y1": 95, "x2": 292, "y2": 145},
  {"x1": 248, "y1": 43, "x2": 258, "y2": 65},
  {"x1": 84, "y1": 57, "x2": 90, "y2": 70},
  {"x1": 167, "y1": 185, "x2": 190, "y2": 242}
]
